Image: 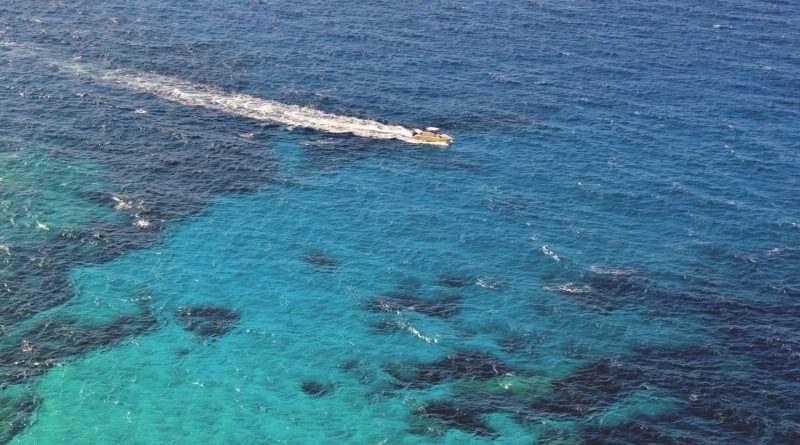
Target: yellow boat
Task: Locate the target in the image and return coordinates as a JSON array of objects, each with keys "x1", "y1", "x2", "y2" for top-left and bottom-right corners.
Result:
[{"x1": 412, "y1": 127, "x2": 454, "y2": 145}]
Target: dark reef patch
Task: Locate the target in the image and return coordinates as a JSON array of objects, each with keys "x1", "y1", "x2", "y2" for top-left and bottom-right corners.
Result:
[
  {"x1": 336, "y1": 360, "x2": 375, "y2": 385},
  {"x1": 0, "y1": 221, "x2": 162, "y2": 331},
  {"x1": 415, "y1": 401, "x2": 495, "y2": 437},
  {"x1": 541, "y1": 358, "x2": 645, "y2": 416},
  {"x1": 298, "y1": 135, "x2": 404, "y2": 176},
  {"x1": 369, "y1": 293, "x2": 461, "y2": 319},
  {"x1": 301, "y1": 381, "x2": 334, "y2": 397},
  {"x1": 543, "y1": 269, "x2": 668, "y2": 313},
  {"x1": 1, "y1": 103, "x2": 280, "y2": 332},
  {"x1": 395, "y1": 277, "x2": 422, "y2": 293},
  {"x1": 0, "y1": 126, "x2": 279, "y2": 445},
  {"x1": 0, "y1": 392, "x2": 40, "y2": 444},
  {"x1": 0, "y1": 267, "x2": 71, "y2": 330},
  {"x1": 299, "y1": 253, "x2": 338, "y2": 269},
  {"x1": 436, "y1": 274, "x2": 474, "y2": 288},
  {"x1": 497, "y1": 332, "x2": 537, "y2": 358},
  {"x1": 175, "y1": 305, "x2": 241, "y2": 337},
  {"x1": 0, "y1": 310, "x2": 160, "y2": 386},
  {"x1": 175, "y1": 348, "x2": 192, "y2": 358},
  {"x1": 380, "y1": 265, "x2": 800, "y2": 442},
  {"x1": 579, "y1": 421, "x2": 678, "y2": 445},
  {"x1": 384, "y1": 352, "x2": 513, "y2": 389},
  {"x1": 369, "y1": 318, "x2": 405, "y2": 336},
  {"x1": 529, "y1": 345, "x2": 800, "y2": 443},
  {"x1": 395, "y1": 343, "x2": 800, "y2": 442}
]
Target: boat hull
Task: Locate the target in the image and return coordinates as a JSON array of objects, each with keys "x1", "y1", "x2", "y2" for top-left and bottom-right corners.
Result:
[{"x1": 413, "y1": 135, "x2": 453, "y2": 144}]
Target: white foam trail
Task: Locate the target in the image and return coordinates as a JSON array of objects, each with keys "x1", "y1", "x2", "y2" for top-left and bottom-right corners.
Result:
[
  {"x1": 2, "y1": 41, "x2": 447, "y2": 146},
  {"x1": 104, "y1": 70, "x2": 443, "y2": 145}
]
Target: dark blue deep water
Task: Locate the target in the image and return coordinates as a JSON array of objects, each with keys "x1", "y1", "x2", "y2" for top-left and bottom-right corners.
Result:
[{"x1": 1, "y1": 1, "x2": 799, "y2": 443}]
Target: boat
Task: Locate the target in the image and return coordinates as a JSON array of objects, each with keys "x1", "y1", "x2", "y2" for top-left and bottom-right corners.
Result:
[{"x1": 412, "y1": 127, "x2": 454, "y2": 145}]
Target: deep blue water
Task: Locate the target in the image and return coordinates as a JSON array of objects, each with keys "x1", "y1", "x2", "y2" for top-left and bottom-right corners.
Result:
[{"x1": 1, "y1": 1, "x2": 799, "y2": 443}]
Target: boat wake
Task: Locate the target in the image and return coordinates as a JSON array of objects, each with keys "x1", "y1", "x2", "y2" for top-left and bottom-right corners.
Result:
[
  {"x1": 103, "y1": 71, "x2": 444, "y2": 145},
  {"x1": 2, "y1": 42, "x2": 447, "y2": 146}
]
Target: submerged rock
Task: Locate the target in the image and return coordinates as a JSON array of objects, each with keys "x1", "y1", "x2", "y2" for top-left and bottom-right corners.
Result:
[
  {"x1": 436, "y1": 274, "x2": 474, "y2": 288},
  {"x1": 175, "y1": 305, "x2": 240, "y2": 337},
  {"x1": 301, "y1": 381, "x2": 334, "y2": 398},
  {"x1": 396, "y1": 277, "x2": 422, "y2": 293},
  {"x1": 0, "y1": 310, "x2": 160, "y2": 386},
  {"x1": 384, "y1": 351, "x2": 513, "y2": 389},
  {"x1": 369, "y1": 318, "x2": 405, "y2": 335},
  {"x1": 300, "y1": 253, "x2": 338, "y2": 269},
  {"x1": 369, "y1": 293, "x2": 461, "y2": 319},
  {"x1": 543, "y1": 269, "x2": 666, "y2": 313},
  {"x1": 458, "y1": 374, "x2": 553, "y2": 398},
  {"x1": 416, "y1": 401, "x2": 495, "y2": 437},
  {"x1": 175, "y1": 348, "x2": 192, "y2": 358},
  {"x1": 540, "y1": 359, "x2": 646, "y2": 417},
  {"x1": 579, "y1": 420, "x2": 676, "y2": 445},
  {"x1": 0, "y1": 391, "x2": 40, "y2": 444}
]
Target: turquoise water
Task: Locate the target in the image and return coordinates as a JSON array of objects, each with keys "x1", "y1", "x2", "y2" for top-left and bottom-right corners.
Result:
[{"x1": 2, "y1": 1, "x2": 800, "y2": 443}]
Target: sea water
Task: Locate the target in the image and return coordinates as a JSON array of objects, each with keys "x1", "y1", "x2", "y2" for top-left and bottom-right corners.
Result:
[{"x1": 1, "y1": 1, "x2": 799, "y2": 443}]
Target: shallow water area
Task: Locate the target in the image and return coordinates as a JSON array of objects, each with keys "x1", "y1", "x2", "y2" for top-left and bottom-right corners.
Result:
[{"x1": 2, "y1": 0, "x2": 800, "y2": 443}]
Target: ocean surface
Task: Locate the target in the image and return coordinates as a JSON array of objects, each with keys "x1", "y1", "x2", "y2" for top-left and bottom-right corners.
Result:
[{"x1": 1, "y1": 1, "x2": 799, "y2": 443}]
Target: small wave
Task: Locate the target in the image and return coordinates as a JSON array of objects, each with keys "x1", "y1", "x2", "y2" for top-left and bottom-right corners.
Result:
[
  {"x1": 588, "y1": 266, "x2": 637, "y2": 276},
  {"x1": 766, "y1": 284, "x2": 800, "y2": 298},
  {"x1": 476, "y1": 277, "x2": 503, "y2": 290},
  {"x1": 765, "y1": 246, "x2": 800, "y2": 257},
  {"x1": 485, "y1": 72, "x2": 521, "y2": 85},
  {"x1": 112, "y1": 195, "x2": 133, "y2": 211},
  {"x1": 544, "y1": 283, "x2": 592, "y2": 294},
  {"x1": 119, "y1": 295, "x2": 153, "y2": 303},
  {"x1": 541, "y1": 244, "x2": 560, "y2": 262},
  {"x1": 401, "y1": 322, "x2": 438, "y2": 344}
]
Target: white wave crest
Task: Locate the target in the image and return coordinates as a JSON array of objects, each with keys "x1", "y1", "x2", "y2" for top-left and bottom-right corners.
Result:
[
  {"x1": 476, "y1": 277, "x2": 503, "y2": 290},
  {"x1": 588, "y1": 266, "x2": 637, "y2": 276},
  {"x1": 541, "y1": 244, "x2": 560, "y2": 262},
  {"x1": 405, "y1": 323, "x2": 439, "y2": 344},
  {"x1": 544, "y1": 283, "x2": 592, "y2": 294}
]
